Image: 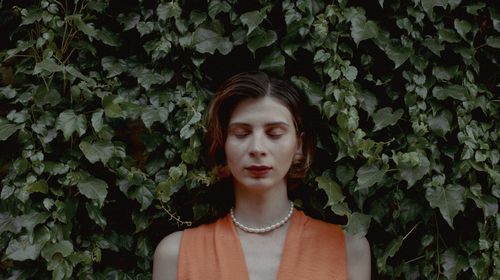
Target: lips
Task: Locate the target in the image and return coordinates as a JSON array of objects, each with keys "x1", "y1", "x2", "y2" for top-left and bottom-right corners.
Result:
[{"x1": 245, "y1": 165, "x2": 272, "y2": 177}]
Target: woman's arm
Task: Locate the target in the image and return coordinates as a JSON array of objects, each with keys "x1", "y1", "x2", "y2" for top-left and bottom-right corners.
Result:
[
  {"x1": 345, "y1": 233, "x2": 371, "y2": 280},
  {"x1": 152, "y1": 231, "x2": 183, "y2": 280}
]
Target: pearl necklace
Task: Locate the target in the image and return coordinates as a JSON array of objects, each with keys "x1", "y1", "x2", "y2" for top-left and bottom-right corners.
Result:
[{"x1": 230, "y1": 201, "x2": 294, "y2": 234}]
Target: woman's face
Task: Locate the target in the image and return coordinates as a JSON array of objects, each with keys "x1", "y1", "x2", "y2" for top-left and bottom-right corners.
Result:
[{"x1": 224, "y1": 96, "x2": 302, "y2": 192}]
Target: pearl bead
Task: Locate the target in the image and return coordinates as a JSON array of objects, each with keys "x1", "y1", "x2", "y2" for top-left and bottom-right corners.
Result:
[{"x1": 230, "y1": 201, "x2": 294, "y2": 234}]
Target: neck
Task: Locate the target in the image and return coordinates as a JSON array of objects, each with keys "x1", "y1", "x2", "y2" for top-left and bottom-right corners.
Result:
[{"x1": 232, "y1": 181, "x2": 290, "y2": 227}]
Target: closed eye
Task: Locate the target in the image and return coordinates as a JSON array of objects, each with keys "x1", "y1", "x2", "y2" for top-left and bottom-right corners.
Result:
[
  {"x1": 267, "y1": 127, "x2": 286, "y2": 139},
  {"x1": 229, "y1": 128, "x2": 250, "y2": 138}
]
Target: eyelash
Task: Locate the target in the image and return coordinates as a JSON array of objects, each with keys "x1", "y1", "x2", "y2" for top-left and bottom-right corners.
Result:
[
  {"x1": 232, "y1": 131, "x2": 283, "y2": 139},
  {"x1": 268, "y1": 134, "x2": 282, "y2": 139}
]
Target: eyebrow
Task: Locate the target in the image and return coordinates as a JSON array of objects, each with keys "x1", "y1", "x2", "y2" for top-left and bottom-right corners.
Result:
[{"x1": 228, "y1": 121, "x2": 290, "y2": 128}]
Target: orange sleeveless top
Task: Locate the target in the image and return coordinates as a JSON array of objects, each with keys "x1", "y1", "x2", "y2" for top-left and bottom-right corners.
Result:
[{"x1": 177, "y1": 210, "x2": 347, "y2": 280}]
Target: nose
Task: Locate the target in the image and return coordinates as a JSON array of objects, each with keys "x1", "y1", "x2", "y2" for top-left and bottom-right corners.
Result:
[{"x1": 249, "y1": 133, "x2": 266, "y2": 157}]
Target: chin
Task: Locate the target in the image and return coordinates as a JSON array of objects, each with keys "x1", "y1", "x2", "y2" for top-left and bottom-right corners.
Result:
[{"x1": 234, "y1": 178, "x2": 278, "y2": 191}]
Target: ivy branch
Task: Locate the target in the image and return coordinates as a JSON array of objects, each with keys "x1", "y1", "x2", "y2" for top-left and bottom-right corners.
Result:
[{"x1": 158, "y1": 198, "x2": 192, "y2": 227}]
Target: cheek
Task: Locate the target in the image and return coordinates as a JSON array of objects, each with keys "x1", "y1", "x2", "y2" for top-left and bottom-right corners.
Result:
[
  {"x1": 276, "y1": 139, "x2": 298, "y2": 162},
  {"x1": 224, "y1": 140, "x2": 240, "y2": 163}
]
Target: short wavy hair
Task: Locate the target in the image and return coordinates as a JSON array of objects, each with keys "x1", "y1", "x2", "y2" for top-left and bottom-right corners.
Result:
[{"x1": 205, "y1": 72, "x2": 316, "y2": 183}]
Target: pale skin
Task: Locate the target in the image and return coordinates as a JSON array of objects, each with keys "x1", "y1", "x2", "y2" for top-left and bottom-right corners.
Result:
[{"x1": 153, "y1": 97, "x2": 371, "y2": 280}]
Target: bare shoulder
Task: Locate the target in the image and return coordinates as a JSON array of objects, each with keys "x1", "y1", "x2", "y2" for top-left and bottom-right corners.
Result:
[
  {"x1": 152, "y1": 231, "x2": 183, "y2": 280},
  {"x1": 344, "y1": 232, "x2": 371, "y2": 280}
]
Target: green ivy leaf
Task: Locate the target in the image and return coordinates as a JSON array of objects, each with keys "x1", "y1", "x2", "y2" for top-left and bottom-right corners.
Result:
[
  {"x1": 180, "y1": 111, "x2": 202, "y2": 139},
  {"x1": 136, "y1": 236, "x2": 151, "y2": 258},
  {"x1": 421, "y1": 0, "x2": 447, "y2": 18},
  {"x1": 425, "y1": 184, "x2": 465, "y2": 228},
  {"x1": 486, "y1": 36, "x2": 500, "y2": 49},
  {"x1": 132, "y1": 211, "x2": 151, "y2": 233},
  {"x1": 66, "y1": 14, "x2": 97, "y2": 37},
  {"x1": 466, "y1": 3, "x2": 486, "y2": 15},
  {"x1": 55, "y1": 110, "x2": 87, "y2": 140},
  {"x1": 346, "y1": 212, "x2": 371, "y2": 237},
  {"x1": 372, "y1": 107, "x2": 404, "y2": 131},
  {"x1": 315, "y1": 173, "x2": 345, "y2": 207},
  {"x1": 241, "y1": 10, "x2": 265, "y2": 35},
  {"x1": 291, "y1": 76, "x2": 324, "y2": 107},
  {"x1": 86, "y1": 201, "x2": 107, "y2": 229},
  {"x1": 25, "y1": 180, "x2": 49, "y2": 194},
  {"x1": 6, "y1": 235, "x2": 43, "y2": 261},
  {"x1": 0, "y1": 85, "x2": 17, "y2": 99},
  {"x1": 91, "y1": 110, "x2": 104, "y2": 132},
  {"x1": 422, "y1": 37, "x2": 444, "y2": 56},
  {"x1": 342, "y1": 65, "x2": 358, "y2": 82},
  {"x1": 136, "y1": 21, "x2": 154, "y2": 37},
  {"x1": 79, "y1": 140, "x2": 115, "y2": 164},
  {"x1": 34, "y1": 87, "x2": 61, "y2": 108},
  {"x1": 448, "y1": 0, "x2": 462, "y2": 10},
  {"x1": 141, "y1": 106, "x2": 170, "y2": 128},
  {"x1": 41, "y1": 240, "x2": 74, "y2": 261},
  {"x1": 395, "y1": 151, "x2": 430, "y2": 187},
  {"x1": 259, "y1": 49, "x2": 285, "y2": 75},
  {"x1": 385, "y1": 44, "x2": 412, "y2": 69},
  {"x1": 157, "y1": 2, "x2": 182, "y2": 21},
  {"x1": 102, "y1": 95, "x2": 124, "y2": 118},
  {"x1": 432, "y1": 85, "x2": 468, "y2": 101},
  {"x1": 16, "y1": 212, "x2": 50, "y2": 235},
  {"x1": 95, "y1": 28, "x2": 121, "y2": 47},
  {"x1": 0, "y1": 119, "x2": 22, "y2": 141},
  {"x1": 13, "y1": 158, "x2": 29, "y2": 174},
  {"x1": 137, "y1": 69, "x2": 165, "y2": 90},
  {"x1": 33, "y1": 58, "x2": 64, "y2": 75},
  {"x1": 77, "y1": 177, "x2": 108, "y2": 207},
  {"x1": 335, "y1": 165, "x2": 355, "y2": 185},
  {"x1": 432, "y1": 65, "x2": 458, "y2": 81},
  {"x1": 131, "y1": 185, "x2": 154, "y2": 211},
  {"x1": 247, "y1": 28, "x2": 277, "y2": 53},
  {"x1": 358, "y1": 90, "x2": 378, "y2": 115},
  {"x1": 313, "y1": 49, "x2": 330, "y2": 63},
  {"x1": 438, "y1": 29, "x2": 460, "y2": 43},
  {"x1": 189, "y1": 10, "x2": 207, "y2": 27},
  {"x1": 117, "y1": 13, "x2": 140, "y2": 31},
  {"x1": 485, "y1": 166, "x2": 500, "y2": 185},
  {"x1": 427, "y1": 110, "x2": 452, "y2": 137},
  {"x1": 441, "y1": 248, "x2": 469, "y2": 280},
  {"x1": 0, "y1": 213, "x2": 19, "y2": 234},
  {"x1": 101, "y1": 57, "x2": 127, "y2": 78},
  {"x1": 192, "y1": 27, "x2": 233, "y2": 55},
  {"x1": 356, "y1": 164, "x2": 385, "y2": 190},
  {"x1": 20, "y1": 8, "x2": 43, "y2": 25},
  {"x1": 3, "y1": 40, "x2": 35, "y2": 60},
  {"x1": 47, "y1": 257, "x2": 73, "y2": 279},
  {"x1": 379, "y1": 236, "x2": 404, "y2": 272},
  {"x1": 454, "y1": 19, "x2": 472, "y2": 41},
  {"x1": 208, "y1": 0, "x2": 231, "y2": 19},
  {"x1": 350, "y1": 17, "x2": 379, "y2": 45}
]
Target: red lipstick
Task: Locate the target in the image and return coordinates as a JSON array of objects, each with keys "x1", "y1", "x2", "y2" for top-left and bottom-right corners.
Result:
[{"x1": 246, "y1": 165, "x2": 272, "y2": 177}]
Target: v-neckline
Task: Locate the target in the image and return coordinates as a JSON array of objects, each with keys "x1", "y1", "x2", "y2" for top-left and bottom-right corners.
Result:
[{"x1": 226, "y1": 209, "x2": 299, "y2": 280}]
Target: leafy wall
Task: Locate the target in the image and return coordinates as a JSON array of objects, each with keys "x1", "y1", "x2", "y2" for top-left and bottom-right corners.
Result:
[{"x1": 1, "y1": 0, "x2": 499, "y2": 279}]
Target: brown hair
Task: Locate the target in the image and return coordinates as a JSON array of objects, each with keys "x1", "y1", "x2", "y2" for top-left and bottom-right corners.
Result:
[{"x1": 205, "y1": 72, "x2": 316, "y2": 182}]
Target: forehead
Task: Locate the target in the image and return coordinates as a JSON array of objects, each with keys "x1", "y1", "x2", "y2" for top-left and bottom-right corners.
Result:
[{"x1": 228, "y1": 96, "x2": 293, "y2": 125}]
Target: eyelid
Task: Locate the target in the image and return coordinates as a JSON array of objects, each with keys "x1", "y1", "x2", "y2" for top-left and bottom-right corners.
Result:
[
  {"x1": 229, "y1": 127, "x2": 250, "y2": 135},
  {"x1": 267, "y1": 126, "x2": 286, "y2": 134}
]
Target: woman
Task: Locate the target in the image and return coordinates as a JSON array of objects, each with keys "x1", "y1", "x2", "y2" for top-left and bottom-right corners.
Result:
[{"x1": 153, "y1": 72, "x2": 371, "y2": 280}]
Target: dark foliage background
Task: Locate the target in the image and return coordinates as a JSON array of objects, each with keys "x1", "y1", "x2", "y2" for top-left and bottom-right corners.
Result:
[{"x1": 0, "y1": 0, "x2": 499, "y2": 279}]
